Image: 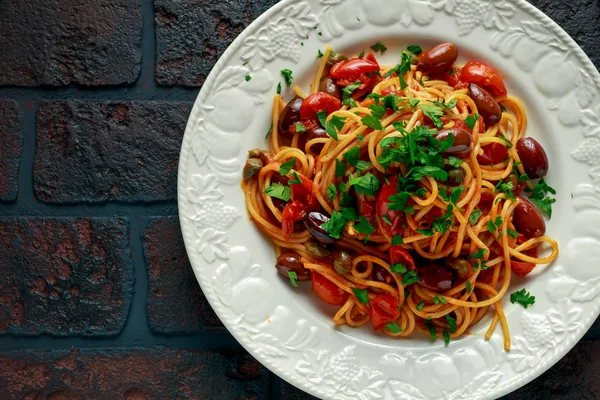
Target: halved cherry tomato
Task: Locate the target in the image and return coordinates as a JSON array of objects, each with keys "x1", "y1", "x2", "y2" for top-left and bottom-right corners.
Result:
[
  {"x1": 299, "y1": 92, "x2": 342, "y2": 122},
  {"x1": 511, "y1": 260, "x2": 536, "y2": 278},
  {"x1": 477, "y1": 142, "x2": 508, "y2": 165},
  {"x1": 358, "y1": 195, "x2": 377, "y2": 229},
  {"x1": 462, "y1": 61, "x2": 507, "y2": 98},
  {"x1": 311, "y1": 271, "x2": 349, "y2": 306},
  {"x1": 370, "y1": 294, "x2": 400, "y2": 331},
  {"x1": 330, "y1": 52, "x2": 380, "y2": 86},
  {"x1": 446, "y1": 67, "x2": 468, "y2": 89},
  {"x1": 389, "y1": 245, "x2": 416, "y2": 271},
  {"x1": 281, "y1": 201, "x2": 307, "y2": 241},
  {"x1": 290, "y1": 173, "x2": 318, "y2": 209},
  {"x1": 376, "y1": 176, "x2": 404, "y2": 237}
]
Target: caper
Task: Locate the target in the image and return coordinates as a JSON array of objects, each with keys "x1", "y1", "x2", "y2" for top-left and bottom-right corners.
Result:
[
  {"x1": 305, "y1": 240, "x2": 331, "y2": 258},
  {"x1": 248, "y1": 148, "x2": 272, "y2": 164},
  {"x1": 243, "y1": 158, "x2": 263, "y2": 181},
  {"x1": 333, "y1": 251, "x2": 352, "y2": 275},
  {"x1": 444, "y1": 258, "x2": 473, "y2": 278},
  {"x1": 448, "y1": 168, "x2": 466, "y2": 186},
  {"x1": 326, "y1": 53, "x2": 348, "y2": 67}
]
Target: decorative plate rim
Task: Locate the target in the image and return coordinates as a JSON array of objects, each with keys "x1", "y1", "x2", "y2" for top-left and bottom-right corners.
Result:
[{"x1": 177, "y1": 1, "x2": 600, "y2": 399}]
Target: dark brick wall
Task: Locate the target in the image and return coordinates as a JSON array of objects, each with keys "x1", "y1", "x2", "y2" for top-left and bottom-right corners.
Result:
[{"x1": 0, "y1": 0, "x2": 598, "y2": 399}]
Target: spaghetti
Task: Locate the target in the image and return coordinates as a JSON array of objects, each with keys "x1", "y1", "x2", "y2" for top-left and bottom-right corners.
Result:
[{"x1": 241, "y1": 42, "x2": 558, "y2": 349}]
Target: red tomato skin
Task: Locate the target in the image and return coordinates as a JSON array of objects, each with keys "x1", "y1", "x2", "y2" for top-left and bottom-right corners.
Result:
[
  {"x1": 311, "y1": 272, "x2": 349, "y2": 306},
  {"x1": 477, "y1": 142, "x2": 508, "y2": 165},
  {"x1": 370, "y1": 294, "x2": 400, "y2": 331},
  {"x1": 376, "y1": 176, "x2": 404, "y2": 237},
  {"x1": 281, "y1": 201, "x2": 307, "y2": 240},
  {"x1": 330, "y1": 53, "x2": 380, "y2": 83},
  {"x1": 299, "y1": 93, "x2": 342, "y2": 122},
  {"x1": 389, "y1": 245, "x2": 416, "y2": 271},
  {"x1": 462, "y1": 61, "x2": 507, "y2": 97},
  {"x1": 511, "y1": 261, "x2": 536, "y2": 278},
  {"x1": 290, "y1": 174, "x2": 318, "y2": 209}
]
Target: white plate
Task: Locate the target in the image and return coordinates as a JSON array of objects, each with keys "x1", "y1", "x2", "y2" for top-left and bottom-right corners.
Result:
[{"x1": 177, "y1": 1, "x2": 600, "y2": 399}]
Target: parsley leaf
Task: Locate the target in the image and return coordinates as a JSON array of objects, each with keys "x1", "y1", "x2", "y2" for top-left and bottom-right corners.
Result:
[
  {"x1": 416, "y1": 302, "x2": 425, "y2": 310},
  {"x1": 322, "y1": 209, "x2": 351, "y2": 238},
  {"x1": 469, "y1": 209, "x2": 483, "y2": 224},
  {"x1": 443, "y1": 328, "x2": 451, "y2": 345},
  {"x1": 342, "y1": 98, "x2": 358, "y2": 108},
  {"x1": 327, "y1": 115, "x2": 346, "y2": 141},
  {"x1": 288, "y1": 271, "x2": 299, "y2": 287},
  {"x1": 450, "y1": 186, "x2": 465, "y2": 205},
  {"x1": 407, "y1": 45, "x2": 422, "y2": 55},
  {"x1": 465, "y1": 114, "x2": 480, "y2": 130},
  {"x1": 419, "y1": 103, "x2": 445, "y2": 129},
  {"x1": 288, "y1": 171, "x2": 302, "y2": 185},
  {"x1": 348, "y1": 173, "x2": 380, "y2": 196},
  {"x1": 408, "y1": 166, "x2": 448, "y2": 181},
  {"x1": 281, "y1": 69, "x2": 293, "y2": 87},
  {"x1": 266, "y1": 123, "x2": 273, "y2": 139},
  {"x1": 424, "y1": 320, "x2": 437, "y2": 339},
  {"x1": 362, "y1": 115, "x2": 383, "y2": 131},
  {"x1": 344, "y1": 147, "x2": 372, "y2": 171},
  {"x1": 402, "y1": 270, "x2": 419, "y2": 286},
  {"x1": 386, "y1": 322, "x2": 402, "y2": 333},
  {"x1": 354, "y1": 216, "x2": 375, "y2": 238},
  {"x1": 370, "y1": 41, "x2": 388, "y2": 54},
  {"x1": 433, "y1": 296, "x2": 448, "y2": 304},
  {"x1": 469, "y1": 248, "x2": 487, "y2": 259},
  {"x1": 316, "y1": 111, "x2": 328, "y2": 128},
  {"x1": 277, "y1": 82, "x2": 282, "y2": 94},
  {"x1": 510, "y1": 289, "x2": 535, "y2": 309},
  {"x1": 295, "y1": 122, "x2": 307, "y2": 133},
  {"x1": 327, "y1": 183, "x2": 337, "y2": 200},
  {"x1": 529, "y1": 179, "x2": 557, "y2": 218},
  {"x1": 448, "y1": 156, "x2": 463, "y2": 168},
  {"x1": 391, "y1": 263, "x2": 408, "y2": 274},
  {"x1": 466, "y1": 281, "x2": 472, "y2": 294},
  {"x1": 245, "y1": 75, "x2": 251, "y2": 81},
  {"x1": 507, "y1": 228, "x2": 519, "y2": 239},
  {"x1": 343, "y1": 81, "x2": 362, "y2": 99},
  {"x1": 264, "y1": 183, "x2": 291, "y2": 202},
  {"x1": 446, "y1": 314, "x2": 457, "y2": 333},
  {"x1": 335, "y1": 159, "x2": 347, "y2": 177},
  {"x1": 279, "y1": 158, "x2": 297, "y2": 175},
  {"x1": 392, "y1": 235, "x2": 404, "y2": 245},
  {"x1": 353, "y1": 287, "x2": 370, "y2": 305},
  {"x1": 317, "y1": 49, "x2": 324, "y2": 58}
]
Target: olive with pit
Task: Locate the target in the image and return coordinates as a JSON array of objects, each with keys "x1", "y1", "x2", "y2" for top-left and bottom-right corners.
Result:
[
  {"x1": 513, "y1": 196, "x2": 546, "y2": 238},
  {"x1": 333, "y1": 250, "x2": 352, "y2": 275},
  {"x1": 468, "y1": 83, "x2": 502, "y2": 126},
  {"x1": 436, "y1": 127, "x2": 472, "y2": 157},
  {"x1": 305, "y1": 240, "x2": 331, "y2": 258},
  {"x1": 319, "y1": 76, "x2": 342, "y2": 99},
  {"x1": 276, "y1": 252, "x2": 310, "y2": 281},
  {"x1": 243, "y1": 158, "x2": 263, "y2": 181},
  {"x1": 417, "y1": 264, "x2": 454, "y2": 291},
  {"x1": 516, "y1": 137, "x2": 549, "y2": 179},
  {"x1": 278, "y1": 96, "x2": 304, "y2": 135},
  {"x1": 448, "y1": 168, "x2": 466, "y2": 186},
  {"x1": 303, "y1": 211, "x2": 335, "y2": 245},
  {"x1": 418, "y1": 42, "x2": 458, "y2": 75},
  {"x1": 444, "y1": 258, "x2": 473, "y2": 278}
]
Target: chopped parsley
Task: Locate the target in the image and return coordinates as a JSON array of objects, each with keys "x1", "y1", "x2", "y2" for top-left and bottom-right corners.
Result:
[
  {"x1": 343, "y1": 98, "x2": 358, "y2": 108},
  {"x1": 264, "y1": 183, "x2": 291, "y2": 202},
  {"x1": 433, "y1": 296, "x2": 448, "y2": 304},
  {"x1": 370, "y1": 41, "x2": 388, "y2": 54},
  {"x1": 317, "y1": 111, "x2": 328, "y2": 128},
  {"x1": 294, "y1": 122, "x2": 307, "y2": 133},
  {"x1": 446, "y1": 314, "x2": 457, "y2": 333},
  {"x1": 317, "y1": 49, "x2": 324, "y2": 58},
  {"x1": 487, "y1": 216, "x2": 503, "y2": 234},
  {"x1": 266, "y1": 123, "x2": 273, "y2": 139},
  {"x1": 348, "y1": 173, "x2": 380, "y2": 196},
  {"x1": 382, "y1": 215, "x2": 393, "y2": 226},
  {"x1": 386, "y1": 322, "x2": 403, "y2": 333},
  {"x1": 448, "y1": 156, "x2": 463, "y2": 168},
  {"x1": 344, "y1": 147, "x2": 372, "y2": 171},
  {"x1": 281, "y1": 69, "x2": 294, "y2": 87},
  {"x1": 279, "y1": 158, "x2": 297, "y2": 175},
  {"x1": 391, "y1": 263, "x2": 408, "y2": 274},
  {"x1": 407, "y1": 45, "x2": 422, "y2": 55},
  {"x1": 466, "y1": 281, "x2": 472, "y2": 294},
  {"x1": 465, "y1": 114, "x2": 480, "y2": 130},
  {"x1": 402, "y1": 270, "x2": 419, "y2": 286},
  {"x1": 288, "y1": 271, "x2": 299, "y2": 287},
  {"x1": 469, "y1": 248, "x2": 487, "y2": 259},
  {"x1": 424, "y1": 320, "x2": 437, "y2": 339},
  {"x1": 288, "y1": 171, "x2": 302, "y2": 185},
  {"x1": 416, "y1": 302, "x2": 425, "y2": 311},
  {"x1": 495, "y1": 179, "x2": 516, "y2": 201},
  {"x1": 507, "y1": 228, "x2": 519, "y2": 239},
  {"x1": 245, "y1": 75, "x2": 251, "y2": 81},
  {"x1": 335, "y1": 159, "x2": 347, "y2": 177},
  {"x1": 387, "y1": 192, "x2": 412, "y2": 212},
  {"x1": 322, "y1": 208, "x2": 357, "y2": 238},
  {"x1": 353, "y1": 287, "x2": 370, "y2": 305},
  {"x1": 354, "y1": 216, "x2": 375, "y2": 238},
  {"x1": 343, "y1": 81, "x2": 362, "y2": 99},
  {"x1": 362, "y1": 115, "x2": 383, "y2": 131},
  {"x1": 528, "y1": 179, "x2": 557, "y2": 218},
  {"x1": 510, "y1": 289, "x2": 536, "y2": 309},
  {"x1": 392, "y1": 235, "x2": 404, "y2": 245},
  {"x1": 276, "y1": 82, "x2": 282, "y2": 94},
  {"x1": 419, "y1": 103, "x2": 445, "y2": 129},
  {"x1": 327, "y1": 115, "x2": 347, "y2": 141},
  {"x1": 443, "y1": 329, "x2": 451, "y2": 344},
  {"x1": 326, "y1": 183, "x2": 337, "y2": 200},
  {"x1": 469, "y1": 209, "x2": 483, "y2": 224},
  {"x1": 358, "y1": 50, "x2": 365, "y2": 58}
]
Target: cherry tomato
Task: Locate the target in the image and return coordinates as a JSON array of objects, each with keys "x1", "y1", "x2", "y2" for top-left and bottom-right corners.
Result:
[
  {"x1": 281, "y1": 201, "x2": 307, "y2": 241},
  {"x1": 290, "y1": 173, "x2": 318, "y2": 209},
  {"x1": 376, "y1": 176, "x2": 404, "y2": 237},
  {"x1": 299, "y1": 92, "x2": 342, "y2": 122},
  {"x1": 389, "y1": 245, "x2": 416, "y2": 271},
  {"x1": 461, "y1": 61, "x2": 507, "y2": 98},
  {"x1": 330, "y1": 52, "x2": 380, "y2": 86},
  {"x1": 358, "y1": 195, "x2": 377, "y2": 228},
  {"x1": 446, "y1": 67, "x2": 468, "y2": 89},
  {"x1": 511, "y1": 260, "x2": 536, "y2": 278},
  {"x1": 311, "y1": 271, "x2": 349, "y2": 306},
  {"x1": 477, "y1": 142, "x2": 508, "y2": 165},
  {"x1": 370, "y1": 294, "x2": 400, "y2": 331},
  {"x1": 452, "y1": 119, "x2": 471, "y2": 132}
]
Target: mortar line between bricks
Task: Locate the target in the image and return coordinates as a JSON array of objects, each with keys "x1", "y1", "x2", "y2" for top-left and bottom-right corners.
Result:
[{"x1": 139, "y1": 0, "x2": 157, "y2": 87}]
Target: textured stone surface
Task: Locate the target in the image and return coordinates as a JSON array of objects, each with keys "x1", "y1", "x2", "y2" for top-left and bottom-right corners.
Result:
[
  {"x1": 0, "y1": 218, "x2": 133, "y2": 336},
  {"x1": 144, "y1": 217, "x2": 224, "y2": 334},
  {"x1": 34, "y1": 101, "x2": 191, "y2": 203},
  {"x1": 0, "y1": 101, "x2": 22, "y2": 201},
  {"x1": 154, "y1": 0, "x2": 279, "y2": 86},
  {"x1": 0, "y1": 348, "x2": 268, "y2": 399},
  {"x1": 530, "y1": 0, "x2": 600, "y2": 70},
  {"x1": 0, "y1": 0, "x2": 141, "y2": 86}
]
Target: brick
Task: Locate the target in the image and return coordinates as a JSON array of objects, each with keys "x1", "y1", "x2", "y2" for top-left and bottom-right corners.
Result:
[
  {"x1": 34, "y1": 101, "x2": 191, "y2": 203},
  {"x1": 0, "y1": 218, "x2": 133, "y2": 336},
  {"x1": 0, "y1": 0, "x2": 141, "y2": 86},
  {"x1": 0, "y1": 348, "x2": 268, "y2": 399},
  {"x1": 530, "y1": 0, "x2": 600, "y2": 69},
  {"x1": 503, "y1": 340, "x2": 600, "y2": 399},
  {"x1": 0, "y1": 101, "x2": 22, "y2": 201},
  {"x1": 154, "y1": 0, "x2": 279, "y2": 86},
  {"x1": 144, "y1": 217, "x2": 224, "y2": 334}
]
